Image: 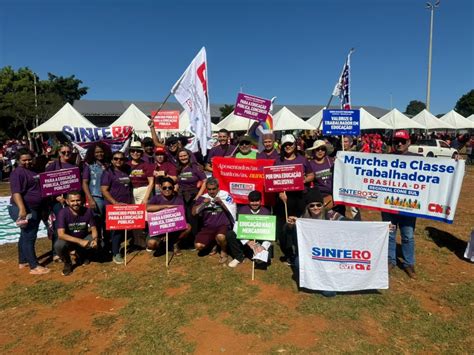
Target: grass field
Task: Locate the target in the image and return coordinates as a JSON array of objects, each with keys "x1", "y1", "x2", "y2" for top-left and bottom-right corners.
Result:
[{"x1": 0, "y1": 167, "x2": 472, "y2": 354}]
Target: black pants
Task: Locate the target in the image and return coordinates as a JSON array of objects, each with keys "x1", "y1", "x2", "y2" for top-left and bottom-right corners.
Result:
[{"x1": 54, "y1": 238, "x2": 92, "y2": 265}]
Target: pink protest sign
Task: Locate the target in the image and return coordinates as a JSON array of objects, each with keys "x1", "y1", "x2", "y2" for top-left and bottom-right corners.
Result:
[
  {"x1": 264, "y1": 164, "x2": 305, "y2": 193},
  {"x1": 234, "y1": 93, "x2": 271, "y2": 122},
  {"x1": 148, "y1": 205, "x2": 187, "y2": 236},
  {"x1": 39, "y1": 167, "x2": 81, "y2": 197}
]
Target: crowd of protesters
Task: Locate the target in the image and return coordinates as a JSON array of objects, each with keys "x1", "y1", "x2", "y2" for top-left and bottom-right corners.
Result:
[{"x1": 5, "y1": 125, "x2": 472, "y2": 296}]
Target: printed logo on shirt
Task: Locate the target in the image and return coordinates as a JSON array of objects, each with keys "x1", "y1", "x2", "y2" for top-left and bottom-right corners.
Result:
[
  {"x1": 68, "y1": 222, "x2": 88, "y2": 234},
  {"x1": 130, "y1": 169, "x2": 145, "y2": 177},
  {"x1": 118, "y1": 177, "x2": 130, "y2": 186}
]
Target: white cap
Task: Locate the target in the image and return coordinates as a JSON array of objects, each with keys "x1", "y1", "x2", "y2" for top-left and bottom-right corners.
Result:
[{"x1": 281, "y1": 134, "x2": 296, "y2": 145}]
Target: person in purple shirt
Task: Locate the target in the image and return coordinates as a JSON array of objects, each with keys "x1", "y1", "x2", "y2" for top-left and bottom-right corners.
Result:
[
  {"x1": 177, "y1": 148, "x2": 207, "y2": 237},
  {"x1": 274, "y1": 134, "x2": 314, "y2": 265},
  {"x1": 205, "y1": 129, "x2": 236, "y2": 173},
  {"x1": 153, "y1": 147, "x2": 177, "y2": 192},
  {"x1": 8, "y1": 148, "x2": 49, "y2": 275},
  {"x1": 192, "y1": 178, "x2": 236, "y2": 263},
  {"x1": 45, "y1": 143, "x2": 78, "y2": 262},
  {"x1": 142, "y1": 137, "x2": 156, "y2": 164},
  {"x1": 256, "y1": 133, "x2": 280, "y2": 161},
  {"x1": 55, "y1": 191, "x2": 98, "y2": 276},
  {"x1": 101, "y1": 151, "x2": 132, "y2": 264},
  {"x1": 226, "y1": 190, "x2": 272, "y2": 268},
  {"x1": 146, "y1": 177, "x2": 191, "y2": 255},
  {"x1": 307, "y1": 140, "x2": 334, "y2": 197}
]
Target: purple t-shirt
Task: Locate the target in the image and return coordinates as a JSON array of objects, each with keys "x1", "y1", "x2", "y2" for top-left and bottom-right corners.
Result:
[
  {"x1": 207, "y1": 144, "x2": 236, "y2": 164},
  {"x1": 155, "y1": 161, "x2": 177, "y2": 177},
  {"x1": 275, "y1": 154, "x2": 312, "y2": 174},
  {"x1": 10, "y1": 166, "x2": 42, "y2": 209},
  {"x1": 178, "y1": 165, "x2": 206, "y2": 192},
  {"x1": 45, "y1": 160, "x2": 76, "y2": 172},
  {"x1": 56, "y1": 206, "x2": 95, "y2": 239},
  {"x1": 194, "y1": 196, "x2": 232, "y2": 229},
  {"x1": 238, "y1": 205, "x2": 271, "y2": 216},
  {"x1": 127, "y1": 160, "x2": 154, "y2": 188},
  {"x1": 310, "y1": 157, "x2": 334, "y2": 195},
  {"x1": 148, "y1": 194, "x2": 184, "y2": 206},
  {"x1": 257, "y1": 149, "x2": 279, "y2": 161},
  {"x1": 101, "y1": 168, "x2": 132, "y2": 204}
]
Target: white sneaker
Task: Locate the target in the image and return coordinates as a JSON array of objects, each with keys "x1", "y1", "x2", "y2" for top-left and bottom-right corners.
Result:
[
  {"x1": 146, "y1": 247, "x2": 153, "y2": 253},
  {"x1": 228, "y1": 259, "x2": 241, "y2": 268}
]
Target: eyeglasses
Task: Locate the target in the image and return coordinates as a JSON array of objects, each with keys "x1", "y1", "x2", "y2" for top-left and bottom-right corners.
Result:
[
  {"x1": 308, "y1": 202, "x2": 323, "y2": 208},
  {"x1": 240, "y1": 142, "x2": 251, "y2": 146},
  {"x1": 393, "y1": 139, "x2": 407, "y2": 145},
  {"x1": 161, "y1": 186, "x2": 173, "y2": 191},
  {"x1": 112, "y1": 157, "x2": 125, "y2": 161},
  {"x1": 60, "y1": 151, "x2": 71, "y2": 155},
  {"x1": 129, "y1": 149, "x2": 143, "y2": 154}
]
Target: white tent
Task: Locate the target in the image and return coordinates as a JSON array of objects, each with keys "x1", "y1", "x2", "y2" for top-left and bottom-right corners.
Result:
[
  {"x1": 31, "y1": 102, "x2": 96, "y2": 133},
  {"x1": 273, "y1": 106, "x2": 315, "y2": 131},
  {"x1": 411, "y1": 109, "x2": 455, "y2": 130},
  {"x1": 359, "y1": 107, "x2": 392, "y2": 130},
  {"x1": 216, "y1": 112, "x2": 257, "y2": 132},
  {"x1": 439, "y1": 110, "x2": 474, "y2": 129},
  {"x1": 110, "y1": 104, "x2": 150, "y2": 134},
  {"x1": 379, "y1": 108, "x2": 424, "y2": 129},
  {"x1": 306, "y1": 109, "x2": 323, "y2": 129},
  {"x1": 467, "y1": 114, "x2": 474, "y2": 122},
  {"x1": 175, "y1": 111, "x2": 219, "y2": 133}
]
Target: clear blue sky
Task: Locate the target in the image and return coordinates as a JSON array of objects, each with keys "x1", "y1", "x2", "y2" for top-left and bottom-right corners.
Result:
[{"x1": 1, "y1": 0, "x2": 472, "y2": 115}]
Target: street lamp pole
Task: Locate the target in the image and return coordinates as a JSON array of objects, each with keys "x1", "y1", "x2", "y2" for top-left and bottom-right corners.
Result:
[{"x1": 426, "y1": 0, "x2": 440, "y2": 112}]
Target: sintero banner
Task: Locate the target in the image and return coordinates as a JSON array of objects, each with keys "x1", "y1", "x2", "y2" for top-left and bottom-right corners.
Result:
[
  {"x1": 333, "y1": 152, "x2": 465, "y2": 223},
  {"x1": 212, "y1": 157, "x2": 274, "y2": 205},
  {"x1": 297, "y1": 219, "x2": 389, "y2": 292},
  {"x1": 62, "y1": 125, "x2": 133, "y2": 152}
]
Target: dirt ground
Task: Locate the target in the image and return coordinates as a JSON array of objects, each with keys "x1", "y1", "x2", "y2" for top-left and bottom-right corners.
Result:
[{"x1": 0, "y1": 166, "x2": 472, "y2": 354}]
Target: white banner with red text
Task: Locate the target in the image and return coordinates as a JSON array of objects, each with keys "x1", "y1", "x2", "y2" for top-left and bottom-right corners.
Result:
[
  {"x1": 333, "y1": 152, "x2": 465, "y2": 223},
  {"x1": 297, "y1": 219, "x2": 389, "y2": 292}
]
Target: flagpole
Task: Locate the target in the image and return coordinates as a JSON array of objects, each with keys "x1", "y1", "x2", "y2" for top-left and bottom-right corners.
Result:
[{"x1": 150, "y1": 91, "x2": 173, "y2": 121}]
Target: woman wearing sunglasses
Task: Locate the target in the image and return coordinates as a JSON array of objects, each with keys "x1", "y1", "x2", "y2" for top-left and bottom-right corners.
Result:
[
  {"x1": 101, "y1": 151, "x2": 133, "y2": 264},
  {"x1": 127, "y1": 141, "x2": 155, "y2": 205},
  {"x1": 285, "y1": 188, "x2": 346, "y2": 297},
  {"x1": 274, "y1": 134, "x2": 314, "y2": 266},
  {"x1": 45, "y1": 143, "x2": 78, "y2": 262},
  {"x1": 146, "y1": 177, "x2": 191, "y2": 255}
]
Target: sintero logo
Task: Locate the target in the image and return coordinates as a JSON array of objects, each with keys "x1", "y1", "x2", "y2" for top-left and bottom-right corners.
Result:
[{"x1": 311, "y1": 246, "x2": 372, "y2": 271}]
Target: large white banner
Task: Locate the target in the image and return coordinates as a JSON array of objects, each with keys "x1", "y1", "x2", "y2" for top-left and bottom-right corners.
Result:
[
  {"x1": 297, "y1": 219, "x2": 389, "y2": 292},
  {"x1": 333, "y1": 152, "x2": 465, "y2": 223},
  {"x1": 171, "y1": 47, "x2": 212, "y2": 156}
]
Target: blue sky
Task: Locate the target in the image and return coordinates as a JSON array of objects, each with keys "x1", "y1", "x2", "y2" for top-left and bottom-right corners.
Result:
[{"x1": 1, "y1": 0, "x2": 472, "y2": 115}]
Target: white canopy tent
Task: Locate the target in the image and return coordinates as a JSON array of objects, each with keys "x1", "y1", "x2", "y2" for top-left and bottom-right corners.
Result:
[
  {"x1": 306, "y1": 109, "x2": 323, "y2": 129},
  {"x1": 216, "y1": 112, "x2": 257, "y2": 132},
  {"x1": 359, "y1": 107, "x2": 392, "y2": 130},
  {"x1": 173, "y1": 111, "x2": 219, "y2": 134},
  {"x1": 411, "y1": 109, "x2": 455, "y2": 130},
  {"x1": 467, "y1": 114, "x2": 474, "y2": 122},
  {"x1": 379, "y1": 108, "x2": 424, "y2": 129},
  {"x1": 110, "y1": 104, "x2": 151, "y2": 135},
  {"x1": 272, "y1": 106, "x2": 315, "y2": 131},
  {"x1": 439, "y1": 110, "x2": 474, "y2": 129},
  {"x1": 31, "y1": 102, "x2": 96, "y2": 133}
]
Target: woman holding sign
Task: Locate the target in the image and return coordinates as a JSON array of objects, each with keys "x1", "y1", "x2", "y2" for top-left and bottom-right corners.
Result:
[
  {"x1": 45, "y1": 143, "x2": 78, "y2": 262},
  {"x1": 9, "y1": 149, "x2": 49, "y2": 274},
  {"x1": 146, "y1": 177, "x2": 191, "y2": 255},
  {"x1": 274, "y1": 134, "x2": 314, "y2": 265},
  {"x1": 101, "y1": 151, "x2": 133, "y2": 264}
]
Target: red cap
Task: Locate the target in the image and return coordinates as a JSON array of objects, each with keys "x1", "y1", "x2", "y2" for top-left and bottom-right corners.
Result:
[
  {"x1": 393, "y1": 130, "x2": 409, "y2": 140},
  {"x1": 155, "y1": 147, "x2": 166, "y2": 154}
]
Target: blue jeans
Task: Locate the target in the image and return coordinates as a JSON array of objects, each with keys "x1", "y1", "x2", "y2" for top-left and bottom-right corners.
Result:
[
  {"x1": 8, "y1": 204, "x2": 41, "y2": 269},
  {"x1": 381, "y1": 212, "x2": 417, "y2": 267}
]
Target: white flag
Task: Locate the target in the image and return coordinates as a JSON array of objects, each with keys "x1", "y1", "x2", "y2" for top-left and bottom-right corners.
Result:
[
  {"x1": 296, "y1": 219, "x2": 389, "y2": 292},
  {"x1": 171, "y1": 47, "x2": 211, "y2": 156}
]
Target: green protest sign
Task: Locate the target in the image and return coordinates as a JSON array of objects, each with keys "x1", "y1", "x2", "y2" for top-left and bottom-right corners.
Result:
[{"x1": 237, "y1": 214, "x2": 276, "y2": 241}]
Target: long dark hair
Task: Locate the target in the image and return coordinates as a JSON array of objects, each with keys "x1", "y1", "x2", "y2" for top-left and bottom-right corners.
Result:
[
  {"x1": 176, "y1": 148, "x2": 193, "y2": 175},
  {"x1": 279, "y1": 141, "x2": 302, "y2": 162},
  {"x1": 84, "y1": 142, "x2": 112, "y2": 165}
]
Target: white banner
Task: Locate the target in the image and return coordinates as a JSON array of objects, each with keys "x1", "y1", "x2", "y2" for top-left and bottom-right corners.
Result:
[
  {"x1": 333, "y1": 152, "x2": 465, "y2": 224},
  {"x1": 171, "y1": 47, "x2": 212, "y2": 156},
  {"x1": 296, "y1": 219, "x2": 389, "y2": 292}
]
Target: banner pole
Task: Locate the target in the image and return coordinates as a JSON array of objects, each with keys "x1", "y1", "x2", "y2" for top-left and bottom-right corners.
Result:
[
  {"x1": 124, "y1": 229, "x2": 127, "y2": 266},
  {"x1": 252, "y1": 239, "x2": 256, "y2": 281},
  {"x1": 166, "y1": 232, "x2": 169, "y2": 269},
  {"x1": 342, "y1": 135, "x2": 345, "y2": 151},
  {"x1": 151, "y1": 92, "x2": 173, "y2": 121},
  {"x1": 284, "y1": 199, "x2": 288, "y2": 222}
]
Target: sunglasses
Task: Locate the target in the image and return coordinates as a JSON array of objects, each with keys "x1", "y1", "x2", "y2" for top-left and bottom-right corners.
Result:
[
  {"x1": 240, "y1": 141, "x2": 251, "y2": 146},
  {"x1": 112, "y1": 157, "x2": 125, "y2": 161},
  {"x1": 161, "y1": 186, "x2": 174, "y2": 191},
  {"x1": 60, "y1": 151, "x2": 71, "y2": 155},
  {"x1": 282, "y1": 143, "x2": 294, "y2": 148},
  {"x1": 308, "y1": 202, "x2": 323, "y2": 208},
  {"x1": 393, "y1": 139, "x2": 407, "y2": 145},
  {"x1": 315, "y1": 147, "x2": 326, "y2": 152},
  {"x1": 129, "y1": 149, "x2": 143, "y2": 153}
]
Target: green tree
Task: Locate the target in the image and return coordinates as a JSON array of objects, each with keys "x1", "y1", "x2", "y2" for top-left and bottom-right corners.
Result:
[
  {"x1": 454, "y1": 89, "x2": 474, "y2": 117},
  {"x1": 219, "y1": 104, "x2": 234, "y2": 119},
  {"x1": 404, "y1": 100, "x2": 426, "y2": 116},
  {"x1": 45, "y1": 73, "x2": 88, "y2": 104}
]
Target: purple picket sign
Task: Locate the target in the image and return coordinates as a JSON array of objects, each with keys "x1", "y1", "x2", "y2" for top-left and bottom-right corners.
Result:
[
  {"x1": 39, "y1": 167, "x2": 81, "y2": 197},
  {"x1": 234, "y1": 93, "x2": 272, "y2": 122},
  {"x1": 148, "y1": 205, "x2": 187, "y2": 236}
]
